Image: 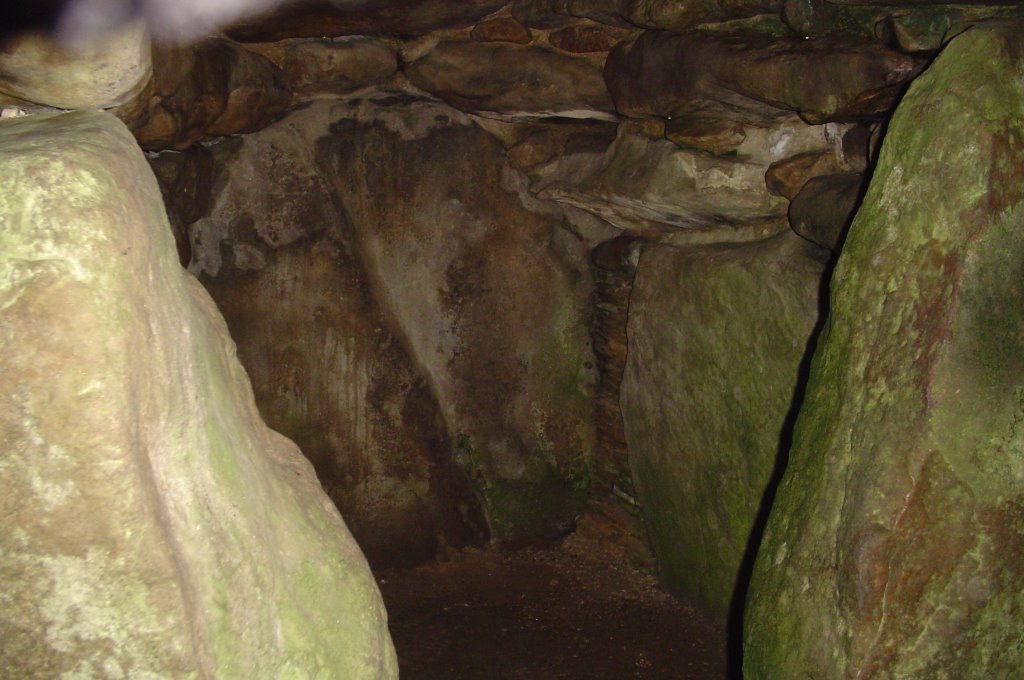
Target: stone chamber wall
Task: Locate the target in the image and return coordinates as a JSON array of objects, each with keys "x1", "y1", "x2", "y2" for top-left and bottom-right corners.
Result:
[{"x1": 1, "y1": 0, "x2": 1023, "y2": 677}]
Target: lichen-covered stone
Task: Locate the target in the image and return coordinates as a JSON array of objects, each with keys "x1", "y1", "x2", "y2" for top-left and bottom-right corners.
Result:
[
  {"x1": 622, "y1": 232, "x2": 826, "y2": 621},
  {"x1": 745, "y1": 24, "x2": 1024, "y2": 678},
  {"x1": 0, "y1": 111, "x2": 397, "y2": 678}
]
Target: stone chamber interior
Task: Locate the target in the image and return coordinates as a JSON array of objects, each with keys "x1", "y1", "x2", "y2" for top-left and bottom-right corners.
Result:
[{"x1": 2, "y1": 0, "x2": 1023, "y2": 678}]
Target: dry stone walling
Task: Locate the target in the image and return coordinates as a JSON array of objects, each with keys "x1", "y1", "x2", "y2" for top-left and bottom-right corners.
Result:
[{"x1": 745, "y1": 24, "x2": 1024, "y2": 677}]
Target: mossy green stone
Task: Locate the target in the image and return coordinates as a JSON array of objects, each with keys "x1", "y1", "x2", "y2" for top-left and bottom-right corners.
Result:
[
  {"x1": 745, "y1": 24, "x2": 1024, "y2": 678},
  {"x1": 622, "y1": 232, "x2": 825, "y2": 622}
]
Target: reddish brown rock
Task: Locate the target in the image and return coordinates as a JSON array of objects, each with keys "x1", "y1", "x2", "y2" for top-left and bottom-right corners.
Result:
[
  {"x1": 119, "y1": 37, "x2": 291, "y2": 151},
  {"x1": 549, "y1": 25, "x2": 622, "y2": 52},
  {"x1": 406, "y1": 41, "x2": 614, "y2": 119},
  {"x1": 604, "y1": 30, "x2": 925, "y2": 124},
  {"x1": 765, "y1": 150, "x2": 845, "y2": 199},
  {"x1": 228, "y1": 0, "x2": 507, "y2": 42},
  {"x1": 471, "y1": 18, "x2": 533, "y2": 44}
]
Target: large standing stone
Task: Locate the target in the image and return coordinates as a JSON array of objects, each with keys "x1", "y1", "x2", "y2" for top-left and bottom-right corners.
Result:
[
  {"x1": 119, "y1": 37, "x2": 292, "y2": 151},
  {"x1": 0, "y1": 111, "x2": 396, "y2": 678},
  {"x1": 192, "y1": 93, "x2": 596, "y2": 548},
  {"x1": 622, "y1": 232, "x2": 826, "y2": 621},
  {"x1": 745, "y1": 24, "x2": 1024, "y2": 677}
]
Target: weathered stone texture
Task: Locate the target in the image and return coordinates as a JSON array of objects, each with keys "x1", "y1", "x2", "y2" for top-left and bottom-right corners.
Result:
[
  {"x1": 245, "y1": 38, "x2": 399, "y2": 97},
  {"x1": 0, "y1": 21, "x2": 151, "y2": 109},
  {"x1": 229, "y1": 0, "x2": 508, "y2": 41},
  {"x1": 0, "y1": 111, "x2": 396, "y2": 678},
  {"x1": 191, "y1": 94, "x2": 596, "y2": 549},
  {"x1": 745, "y1": 24, "x2": 1024, "y2": 678},
  {"x1": 605, "y1": 29, "x2": 924, "y2": 124},
  {"x1": 119, "y1": 37, "x2": 292, "y2": 151},
  {"x1": 534, "y1": 117, "x2": 852, "y2": 242},
  {"x1": 191, "y1": 109, "x2": 489, "y2": 567},
  {"x1": 406, "y1": 41, "x2": 615, "y2": 119},
  {"x1": 622, "y1": 232, "x2": 826, "y2": 621}
]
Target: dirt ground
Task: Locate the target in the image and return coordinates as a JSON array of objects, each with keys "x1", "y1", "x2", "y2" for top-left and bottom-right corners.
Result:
[{"x1": 376, "y1": 512, "x2": 729, "y2": 680}]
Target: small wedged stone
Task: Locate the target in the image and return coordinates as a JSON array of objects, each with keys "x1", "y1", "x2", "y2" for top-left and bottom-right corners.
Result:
[
  {"x1": 0, "y1": 21, "x2": 150, "y2": 109},
  {"x1": 765, "y1": 150, "x2": 847, "y2": 199},
  {"x1": 471, "y1": 18, "x2": 534, "y2": 44},
  {"x1": 604, "y1": 29, "x2": 925, "y2": 124},
  {"x1": 0, "y1": 110, "x2": 397, "y2": 679},
  {"x1": 405, "y1": 41, "x2": 614, "y2": 119},
  {"x1": 788, "y1": 171, "x2": 863, "y2": 251},
  {"x1": 745, "y1": 23, "x2": 1024, "y2": 678},
  {"x1": 119, "y1": 37, "x2": 291, "y2": 151}
]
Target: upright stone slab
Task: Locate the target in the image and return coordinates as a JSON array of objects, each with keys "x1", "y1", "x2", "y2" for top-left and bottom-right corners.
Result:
[
  {"x1": 745, "y1": 25, "x2": 1024, "y2": 678},
  {"x1": 0, "y1": 111, "x2": 397, "y2": 678},
  {"x1": 621, "y1": 232, "x2": 825, "y2": 621}
]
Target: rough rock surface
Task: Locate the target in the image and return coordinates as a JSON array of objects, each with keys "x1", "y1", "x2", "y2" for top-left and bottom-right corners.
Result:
[
  {"x1": 229, "y1": 0, "x2": 508, "y2": 42},
  {"x1": 119, "y1": 37, "x2": 291, "y2": 151},
  {"x1": 191, "y1": 93, "x2": 596, "y2": 548},
  {"x1": 406, "y1": 41, "x2": 614, "y2": 119},
  {"x1": 191, "y1": 113, "x2": 489, "y2": 567},
  {"x1": 0, "y1": 111, "x2": 396, "y2": 678},
  {"x1": 245, "y1": 38, "x2": 398, "y2": 97},
  {"x1": 0, "y1": 22, "x2": 150, "y2": 110},
  {"x1": 745, "y1": 25, "x2": 1024, "y2": 678},
  {"x1": 605, "y1": 29, "x2": 924, "y2": 124},
  {"x1": 534, "y1": 117, "x2": 852, "y2": 241},
  {"x1": 622, "y1": 233, "x2": 826, "y2": 621},
  {"x1": 788, "y1": 171, "x2": 863, "y2": 251},
  {"x1": 319, "y1": 96, "x2": 598, "y2": 543},
  {"x1": 511, "y1": 0, "x2": 633, "y2": 28}
]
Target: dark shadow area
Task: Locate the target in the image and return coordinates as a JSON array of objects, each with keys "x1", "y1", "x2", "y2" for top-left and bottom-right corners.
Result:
[{"x1": 378, "y1": 536, "x2": 728, "y2": 680}]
